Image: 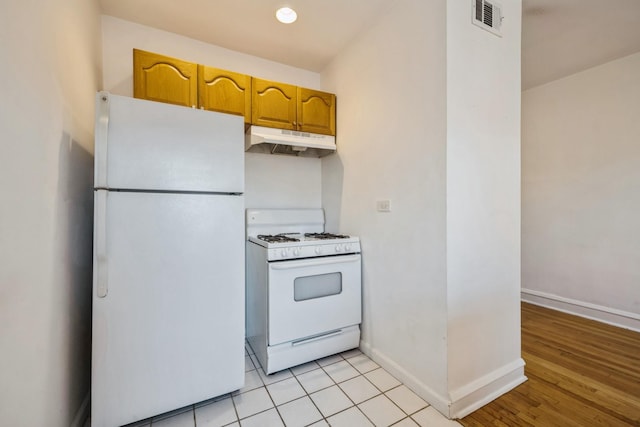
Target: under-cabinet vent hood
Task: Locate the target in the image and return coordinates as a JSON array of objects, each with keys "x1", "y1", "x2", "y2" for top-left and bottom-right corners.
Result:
[{"x1": 245, "y1": 125, "x2": 336, "y2": 157}]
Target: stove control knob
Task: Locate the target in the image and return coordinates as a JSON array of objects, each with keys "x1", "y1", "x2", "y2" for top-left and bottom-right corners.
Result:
[
  {"x1": 281, "y1": 248, "x2": 289, "y2": 257},
  {"x1": 293, "y1": 248, "x2": 300, "y2": 256},
  {"x1": 315, "y1": 247, "x2": 322, "y2": 255},
  {"x1": 344, "y1": 244, "x2": 351, "y2": 252},
  {"x1": 335, "y1": 245, "x2": 342, "y2": 252}
]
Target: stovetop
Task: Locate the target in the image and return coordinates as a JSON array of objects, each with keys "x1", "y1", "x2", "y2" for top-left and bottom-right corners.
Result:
[
  {"x1": 248, "y1": 231, "x2": 361, "y2": 260},
  {"x1": 256, "y1": 232, "x2": 351, "y2": 244},
  {"x1": 245, "y1": 208, "x2": 361, "y2": 260}
]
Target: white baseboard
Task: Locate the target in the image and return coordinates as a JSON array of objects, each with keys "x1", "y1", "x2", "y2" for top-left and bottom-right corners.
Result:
[
  {"x1": 448, "y1": 359, "x2": 526, "y2": 418},
  {"x1": 521, "y1": 288, "x2": 640, "y2": 333},
  {"x1": 359, "y1": 340, "x2": 527, "y2": 420},
  {"x1": 359, "y1": 340, "x2": 452, "y2": 417},
  {"x1": 71, "y1": 392, "x2": 90, "y2": 427}
]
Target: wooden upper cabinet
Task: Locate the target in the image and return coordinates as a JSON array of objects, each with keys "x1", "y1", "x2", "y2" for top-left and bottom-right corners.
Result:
[
  {"x1": 251, "y1": 78, "x2": 336, "y2": 136},
  {"x1": 133, "y1": 49, "x2": 197, "y2": 108},
  {"x1": 198, "y1": 66, "x2": 251, "y2": 122},
  {"x1": 133, "y1": 50, "x2": 337, "y2": 137},
  {"x1": 251, "y1": 78, "x2": 297, "y2": 131},
  {"x1": 298, "y1": 88, "x2": 336, "y2": 136}
]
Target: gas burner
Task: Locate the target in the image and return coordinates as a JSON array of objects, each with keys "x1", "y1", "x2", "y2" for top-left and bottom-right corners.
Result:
[
  {"x1": 304, "y1": 232, "x2": 350, "y2": 240},
  {"x1": 257, "y1": 234, "x2": 300, "y2": 243}
]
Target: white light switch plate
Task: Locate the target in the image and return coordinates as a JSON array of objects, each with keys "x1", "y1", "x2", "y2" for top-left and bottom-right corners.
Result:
[{"x1": 376, "y1": 200, "x2": 391, "y2": 212}]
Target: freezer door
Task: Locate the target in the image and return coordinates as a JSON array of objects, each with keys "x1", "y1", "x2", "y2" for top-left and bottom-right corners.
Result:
[
  {"x1": 95, "y1": 92, "x2": 244, "y2": 193},
  {"x1": 92, "y1": 190, "x2": 244, "y2": 427}
]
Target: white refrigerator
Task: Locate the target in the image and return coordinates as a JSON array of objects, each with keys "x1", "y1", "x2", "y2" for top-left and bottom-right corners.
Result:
[{"x1": 92, "y1": 92, "x2": 245, "y2": 427}]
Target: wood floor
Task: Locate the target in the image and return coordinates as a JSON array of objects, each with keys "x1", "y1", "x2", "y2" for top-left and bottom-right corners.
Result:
[{"x1": 459, "y1": 302, "x2": 640, "y2": 427}]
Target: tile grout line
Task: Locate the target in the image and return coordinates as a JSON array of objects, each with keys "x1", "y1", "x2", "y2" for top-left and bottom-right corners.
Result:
[
  {"x1": 262, "y1": 370, "x2": 289, "y2": 426},
  {"x1": 383, "y1": 383, "x2": 432, "y2": 418},
  {"x1": 328, "y1": 352, "x2": 428, "y2": 426},
  {"x1": 315, "y1": 352, "x2": 380, "y2": 425},
  {"x1": 269, "y1": 348, "x2": 404, "y2": 425},
  {"x1": 233, "y1": 343, "x2": 265, "y2": 425},
  {"x1": 229, "y1": 381, "x2": 242, "y2": 425},
  {"x1": 289, "y1": 371, "x2": 325, "y2": 426},
  {"x1": 273, "y1": 351, "x2": 350, "y2": 424},
  {"x1": 316, "y1": 353, "x2": 355, "y2": 423},
  {"x1": 140, "y1": 346, "x2": 438, "y2": 427}
]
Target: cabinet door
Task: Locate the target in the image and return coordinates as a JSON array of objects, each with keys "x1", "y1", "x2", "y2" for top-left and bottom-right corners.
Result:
[
  {"x1": 198, "y1": 65, "x2": 251, "y2": 122},
  {"x1": 251, "y1": 78, "x2": 297, "y2": 130},
  {"x1": 298, "y1": 88, "x2": 336, "y2": 136},
  {"x1": 133, "y1": 49, "x2": 197, "y2": 108}
]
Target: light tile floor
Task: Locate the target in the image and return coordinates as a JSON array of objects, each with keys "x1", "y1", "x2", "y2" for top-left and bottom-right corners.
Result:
[{"x1": 85, "y1": 344, "x2": 462, "y2": 427}]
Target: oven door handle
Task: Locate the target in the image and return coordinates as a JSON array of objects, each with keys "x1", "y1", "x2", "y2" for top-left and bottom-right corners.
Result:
[{"x1": 270, "y1": 254, "x2": 361, "y2": 270}]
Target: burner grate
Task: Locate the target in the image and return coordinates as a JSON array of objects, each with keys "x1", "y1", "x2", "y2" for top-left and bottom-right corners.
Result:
[
  {"x1": 257, "y1": 234, "x2": 300, "y2": 243},
  {"x1": 304, "y1": 232, "x2": 350, "y2": 240}
]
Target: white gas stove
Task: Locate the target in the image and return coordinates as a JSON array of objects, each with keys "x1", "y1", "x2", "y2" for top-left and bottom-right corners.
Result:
[{"x1": 245, "y1": 209, "x2": 362, "y2": 374}]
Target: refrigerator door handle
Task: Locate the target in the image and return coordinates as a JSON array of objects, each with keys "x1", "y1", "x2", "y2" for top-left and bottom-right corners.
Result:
[{"x1": 95, "y1": 190, "x2": 109, "y2": 298}]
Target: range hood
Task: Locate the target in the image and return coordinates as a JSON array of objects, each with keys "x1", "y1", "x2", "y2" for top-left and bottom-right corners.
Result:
[{"x1": 245, "y1": 125, "x2": 336, "y2": 157}]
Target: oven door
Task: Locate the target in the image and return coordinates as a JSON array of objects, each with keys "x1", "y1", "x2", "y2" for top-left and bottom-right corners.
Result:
[{"x1": 268, "y1": 254, "x2": 362, "y2": 346}]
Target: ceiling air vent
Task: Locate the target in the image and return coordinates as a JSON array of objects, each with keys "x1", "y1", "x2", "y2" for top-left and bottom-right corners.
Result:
[{"x1": 473, "y1": 0, "x2": 503, "y2": 37}]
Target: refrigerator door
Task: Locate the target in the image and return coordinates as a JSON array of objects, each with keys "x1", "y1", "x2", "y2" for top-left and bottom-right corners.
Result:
[
  {"x1": 95, "y1": 92, "x2": 244, "y2": 193},
  {"x1": 92, "y1": 190, "x2": 245, "y2": 427}
]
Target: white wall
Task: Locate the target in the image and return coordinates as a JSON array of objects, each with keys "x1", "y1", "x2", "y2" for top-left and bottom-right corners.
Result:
[
  {"x1": 446, "y1": 0, "x2": 524, "y2": 416},
  {"x1": 102, "y1": 16, "x2": 321, "y2": 95},
  {"x1": 322, "y1": 0, "x2": 449, "y2": 409},
  {"x1": 245, "y1": 154, "x2": 321, "y2": 209},
  {"x1": 322, "y1": 0, "x2": 523, "y2": 418},
  {"x1": 101, "y1": 16, "x2": 323, "y2": 209},
  {"x1": 0, "y1": 0, "x2": 102, "y2": 425},
  {"x1": 522, "y1": 52, "x2": 640, "y2": 331}
]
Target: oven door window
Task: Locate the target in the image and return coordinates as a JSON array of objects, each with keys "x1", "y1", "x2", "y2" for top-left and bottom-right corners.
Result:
[{"x1": 294, "y1": 273, "x2": 342, "y2": 301}]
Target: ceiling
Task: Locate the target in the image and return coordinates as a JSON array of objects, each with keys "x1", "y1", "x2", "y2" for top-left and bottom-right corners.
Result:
[
  {"x1": 99, "y1": 0, "x2": 391, "y2": 72},
  {"x1": 99, "y1": 0, "x2": 640, "y2": 90},
  {"x1": 522, "y1": 0, "x2": 640, "y2": 89}
]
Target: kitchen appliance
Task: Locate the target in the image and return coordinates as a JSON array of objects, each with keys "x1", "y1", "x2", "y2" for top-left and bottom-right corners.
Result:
[
  {"x1": 92, "y1": 92, "x2": 245, "y2": 427},
  {"x1": 245, "y1": 209, "x2": 361, "y2": 374},
  {"x1": 245, "y1": 125, "x2": 336, "y2": 157}
]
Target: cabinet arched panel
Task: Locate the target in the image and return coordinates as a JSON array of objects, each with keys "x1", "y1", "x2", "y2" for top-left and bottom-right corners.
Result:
[
  {"x1": 133, "y1": 49, "x2": 197, "y2": 108},
  {"x1": 199, "y1": 66, "x2": 251, "y2": 122},
  {"x1": 133, "y1": 51, "x2": 337, "y2": 139},
  {"x1": 252, "y1": 78, "x2": 297, "y2": 130},
  {"x1": 298, "y1": 88, "x2": 336, "y2": 136}
]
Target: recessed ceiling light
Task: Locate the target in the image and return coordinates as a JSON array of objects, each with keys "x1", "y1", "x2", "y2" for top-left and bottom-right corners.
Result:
[{"x1": 276, "y1": 7, "x2": 297, "y2": 24}]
